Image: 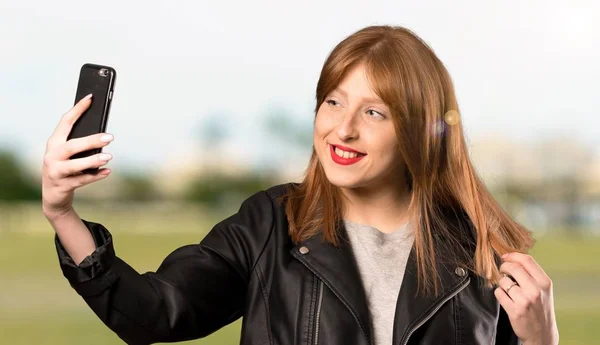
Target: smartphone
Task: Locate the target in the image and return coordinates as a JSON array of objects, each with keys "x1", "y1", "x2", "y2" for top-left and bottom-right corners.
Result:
[{"x1": 67, "y1": 63, "x2": 116, "y2": 174}]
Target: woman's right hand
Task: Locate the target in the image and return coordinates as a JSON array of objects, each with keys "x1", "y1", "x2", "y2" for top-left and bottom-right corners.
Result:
[{"x1": 42, "y1": 94, "x2": 114, "y2": 220}]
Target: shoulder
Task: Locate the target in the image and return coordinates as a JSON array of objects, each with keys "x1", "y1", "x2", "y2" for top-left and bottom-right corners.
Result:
[
  {"x1": 437, "y1": 205, "x2": 477, "y2": 248},
  {"x1": 224, "y1": 182, "x2": 297, "y2": 218},
  {"x1": 210, "y1": 182, "x2": 298, "y2": 236},
  {"x1": 264, "y1": 181, "x2": 299, "y2": 201},
  {"x1": 239, "y1": 181, "x2": 299, "y2": 215},
  {"x1": 198, "y1": 182, "x2": 298, "y2": 274}
]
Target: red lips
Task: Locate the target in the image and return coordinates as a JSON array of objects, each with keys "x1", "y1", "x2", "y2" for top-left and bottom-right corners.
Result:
[
  {"x1": 331, "y1": 144, "x2": 365, "y2": 154},
  {"x1": 329, "y1": 144, "x2": 366, "y2": 166}
]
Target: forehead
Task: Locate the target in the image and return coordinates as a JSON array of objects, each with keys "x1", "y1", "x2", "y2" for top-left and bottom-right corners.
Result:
[{"x1": 332, "y1": 64, "x2": 384, "y2": 104}]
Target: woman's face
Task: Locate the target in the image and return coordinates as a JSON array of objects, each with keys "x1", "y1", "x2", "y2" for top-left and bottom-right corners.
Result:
[{"x1": 314, "y1": 63, "x2": 404, "y2": 190}]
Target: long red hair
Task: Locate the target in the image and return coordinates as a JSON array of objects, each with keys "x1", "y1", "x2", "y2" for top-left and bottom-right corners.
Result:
[{"x1": 279, "y1": 25, "x2": 534, "y2": 297}]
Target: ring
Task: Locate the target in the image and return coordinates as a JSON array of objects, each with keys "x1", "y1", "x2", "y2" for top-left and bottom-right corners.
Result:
[{"x1": 506, "y1": 281, "x2": 518, "y2": 293}]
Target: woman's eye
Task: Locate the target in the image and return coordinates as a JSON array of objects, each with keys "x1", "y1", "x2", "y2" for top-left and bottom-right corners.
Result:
[
  {"x1": 367, "y1": 109, "x2": 384, "y2": 119},
  {"x1": 325, "y1": 99, "x2": 339, "y2": 106}
]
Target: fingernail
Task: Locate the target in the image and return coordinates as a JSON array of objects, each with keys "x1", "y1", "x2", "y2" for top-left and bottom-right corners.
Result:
[
  {"x1": 100, "y1": 134, "x2": 114, "y2": 142},
  {"x1": 99, "y1": 153, "x2": 112, "y2": 161},
  {"x1": 83, "y1": 93, "x2": 93, "y2": 100}
]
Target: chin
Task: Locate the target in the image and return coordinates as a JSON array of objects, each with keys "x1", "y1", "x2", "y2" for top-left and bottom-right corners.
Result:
[{"x1": 322, "y1": 168, "x2": 370, "y2": 190}]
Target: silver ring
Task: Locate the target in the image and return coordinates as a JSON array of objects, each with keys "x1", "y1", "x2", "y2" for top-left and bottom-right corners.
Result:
[{"x1": 506, "y1": 281, "x2": 518, "y2": 293}]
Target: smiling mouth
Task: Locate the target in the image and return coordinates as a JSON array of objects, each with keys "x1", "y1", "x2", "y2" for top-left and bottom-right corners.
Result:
[
  {"x1": 330, "y1": 144, "x2": 367, "y2": 159},
  {"x1": 329, "y1": 144, "x2": 366, "y2": 166}
]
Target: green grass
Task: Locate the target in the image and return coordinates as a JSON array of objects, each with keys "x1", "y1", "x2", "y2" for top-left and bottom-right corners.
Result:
[
  {"x1": 0, "y1": 215, "x2": 242, "y2": 345},
  {"x1": 530, "y1": 231, "x2": 600, "y2": 276},
  {"x1": 555, "y1": 309, "x2": 600, "y2": 345},
  {"x1": 2, "y1": 311, "x2": 242, "y2": 345},
  {"x1": 1, "y1": 219, "x2": 599, "y2": 344}
]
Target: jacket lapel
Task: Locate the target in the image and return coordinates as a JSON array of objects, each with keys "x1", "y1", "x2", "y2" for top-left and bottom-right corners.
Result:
[
  {"x1": 290, "y1": 223, "x2": 373, "y2": 344},
  {"x1": 391, "y1": 241, "x2": 471, "y2": 345}
]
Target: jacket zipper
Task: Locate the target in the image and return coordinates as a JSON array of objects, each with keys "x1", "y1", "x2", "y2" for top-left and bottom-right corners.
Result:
[
  {"x1": 400, "y1": 277, "x2": 471, "y2": 345},
  {"x1": 292, "y1": 252, "x2": 371, "y2": 344},
  {"x1": 313, "y1": 280, "x2": 324, "y2": 345}
]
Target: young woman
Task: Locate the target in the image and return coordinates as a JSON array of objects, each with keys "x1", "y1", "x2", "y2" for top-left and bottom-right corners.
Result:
[{"x1": 42, "y1": 25, "x2": 559, "y2": 345}]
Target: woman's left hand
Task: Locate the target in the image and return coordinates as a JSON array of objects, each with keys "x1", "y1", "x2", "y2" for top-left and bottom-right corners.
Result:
[{"x1": 494, "y1": 252, "x2": 559, "y2": 345}]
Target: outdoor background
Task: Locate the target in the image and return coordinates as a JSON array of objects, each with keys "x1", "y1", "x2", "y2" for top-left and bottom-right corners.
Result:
[{"x1": 1, "y1": 0, "x2": 599, "y2": 344}]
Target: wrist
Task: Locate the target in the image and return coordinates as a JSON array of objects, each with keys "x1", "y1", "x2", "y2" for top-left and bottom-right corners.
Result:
[{"x1": 44, "y1": 206, "x2": 75, "y2": 223}]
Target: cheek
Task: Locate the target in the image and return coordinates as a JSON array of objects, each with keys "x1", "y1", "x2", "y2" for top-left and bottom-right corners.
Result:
[
  {"x1": 372, "y1": 134, "x2": 400, "y2": 162},
  {"x1": 314, "y1": 110, "x2": 332, "y2": 137}
]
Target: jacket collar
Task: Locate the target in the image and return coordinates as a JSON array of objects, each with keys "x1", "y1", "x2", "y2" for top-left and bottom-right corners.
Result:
[
  {"x1": 391, "y1": 237, "x2": 472, "y2": 345},
  {"x1": 290, "y1": 223, "x2": 373, "y2": 344},
  {"x1": 290, "y1": 216, "x2": 474, "y2": 345}
]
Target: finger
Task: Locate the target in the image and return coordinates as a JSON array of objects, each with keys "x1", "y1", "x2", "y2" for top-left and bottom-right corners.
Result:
[
  {"x1": 58, "y1": 132, "x2": 113, "y2": 161},
  {"x1": 494, "y1": 286, "x2": 516, "y2": 315},
  {"x1": 499, "y1": 261, "x2": 537, "y2": 293},
  {"x1": 498, "y1": 276, "x2": 527, "y2": 305},
  {"x1": 65, "y1": 167, "x2": 112, "y2": 189},
  {"x1": 51, "y1": 93, "x2": 93, "y2": 142},
  {"x1": 55, "y1": 152, "x2": 113, "y2": 177},
  {"x1": 502, "y1": 252, "x2": 550, "y2": 287}
]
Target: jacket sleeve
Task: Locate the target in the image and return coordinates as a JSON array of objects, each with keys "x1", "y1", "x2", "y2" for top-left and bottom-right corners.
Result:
[
  {"x1": 495, "y1": 304, "x2": 522, "y2": 345},
  {"x1": 54, "y1": 190, "x2": 275, "y2": 345}
]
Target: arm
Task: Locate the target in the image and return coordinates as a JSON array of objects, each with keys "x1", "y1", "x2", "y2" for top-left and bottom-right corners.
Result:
[
  {"x1": 54, "y1": 190, "x2": 275, "y2": 345},
  {"x1": 49, "y1": 208, "x2": 97, "y2": 265}
]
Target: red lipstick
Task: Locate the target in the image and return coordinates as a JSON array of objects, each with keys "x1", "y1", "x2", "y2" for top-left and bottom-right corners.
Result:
[
  {"x1": 332, "y1": 144, "x2": 364, "y2": 154},
  {"x1": 329, "y1": 144, "x2": 366, "y2": 166}
]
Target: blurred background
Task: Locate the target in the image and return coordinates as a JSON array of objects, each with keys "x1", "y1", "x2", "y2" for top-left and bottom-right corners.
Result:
[{"x1": 1, "y1": 0, "x2": 598, "y2": 344}]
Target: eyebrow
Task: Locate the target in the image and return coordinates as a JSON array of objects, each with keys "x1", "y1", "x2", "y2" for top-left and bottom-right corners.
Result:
[{"x1": 332, "y1": 87, "x2": 386, "y2": 105}]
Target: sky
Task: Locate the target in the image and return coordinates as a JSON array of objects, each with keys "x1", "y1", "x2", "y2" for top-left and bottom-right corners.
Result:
[{"x1": 1, "y1": 0, "x2": 598, "y2": 175}]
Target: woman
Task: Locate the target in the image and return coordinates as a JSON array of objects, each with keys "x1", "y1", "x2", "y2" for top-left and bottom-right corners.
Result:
[{"x1": 42, "y1": 25, "x2": 559, "y2": 345}]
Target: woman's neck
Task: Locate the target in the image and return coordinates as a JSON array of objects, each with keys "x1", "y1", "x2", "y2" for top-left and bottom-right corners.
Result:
[{"x1": 340, "y1": 181, "x2": 413, "y2": 234}]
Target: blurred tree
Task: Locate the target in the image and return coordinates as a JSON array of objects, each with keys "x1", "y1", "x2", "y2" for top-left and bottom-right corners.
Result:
[
  {"x1": 183, "y1": 170, "x2": 277, "y2": 211},
  {"x1": 196, "y1": 112, "x2": 232, "y2": 160},
  {"x1": 263, "y1": 106, "x2": 313, "y2": 149},
  {"x1": 260, "y1": 106, "x2": 313, "y2": 177},
  {"x1": 116, "y1": 171, "x2": 159, "y2": 202},
  {"x1": 0, "y1": 150, "x2": 40, "y2": 201}
]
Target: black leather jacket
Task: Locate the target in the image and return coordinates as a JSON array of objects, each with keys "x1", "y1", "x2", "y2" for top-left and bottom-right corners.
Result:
[{"x1": 55, "y1": 182, "x2": 520, "y2": 344}]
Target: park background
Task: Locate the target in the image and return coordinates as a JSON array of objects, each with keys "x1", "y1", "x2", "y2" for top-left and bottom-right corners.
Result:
[{"x1": 1, "y1": 0, "x2": 599, "y2": 344}]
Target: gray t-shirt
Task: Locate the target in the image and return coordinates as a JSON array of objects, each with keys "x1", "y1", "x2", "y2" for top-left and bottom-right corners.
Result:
[{"x1": 343, "y1": 218, "x2": 415, "y2": 345}]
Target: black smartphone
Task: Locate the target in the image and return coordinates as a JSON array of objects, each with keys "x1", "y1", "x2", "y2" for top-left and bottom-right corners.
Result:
[{"x1": 67, "y1": 63, "x2": 116, "y2": 174}]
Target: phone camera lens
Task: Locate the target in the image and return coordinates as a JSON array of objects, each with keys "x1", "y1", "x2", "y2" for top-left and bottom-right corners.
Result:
[{"x1": 98, "y1": 69, "x2": 108, "y2": 77}]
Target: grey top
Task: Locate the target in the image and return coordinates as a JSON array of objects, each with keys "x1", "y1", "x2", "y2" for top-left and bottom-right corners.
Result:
[{"x1": 343, "y1": 218, "x2": 415, "y2": 345}]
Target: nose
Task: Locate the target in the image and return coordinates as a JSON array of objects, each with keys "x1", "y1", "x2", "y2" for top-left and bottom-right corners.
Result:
[{"x1": 335, "y1": 110, "x2": 359, "y2": 141}]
